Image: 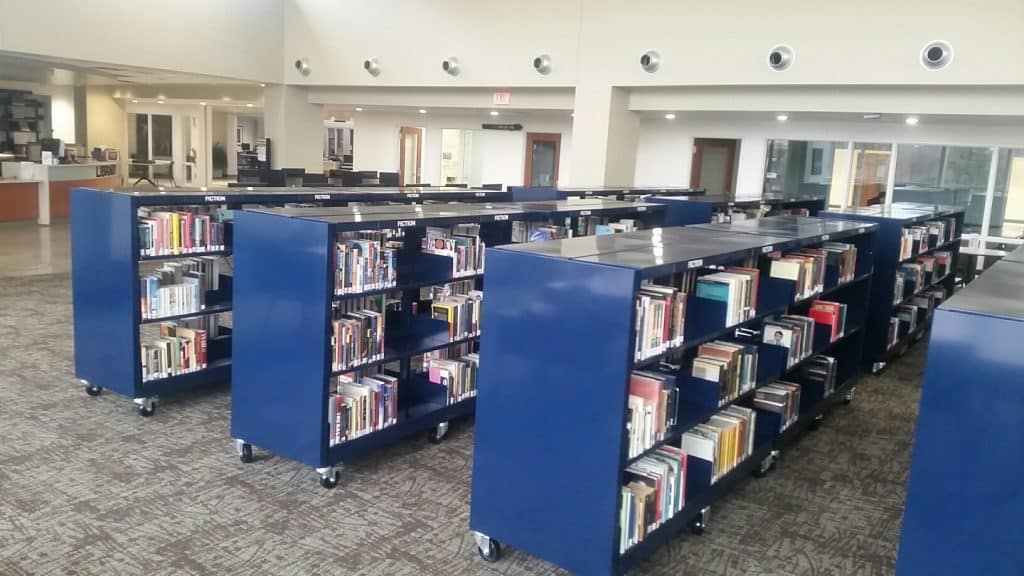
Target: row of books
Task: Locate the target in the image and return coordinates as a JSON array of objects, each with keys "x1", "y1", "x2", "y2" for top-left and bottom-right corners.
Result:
[
  {"x1": 328, "y1": 372, "x2": 399, "y2": 445},
  {"x1": 695, "y1": 267, "x2": 759, "y2": 326},
  {"x1": 680, "y1": 405, "x2": 756, "y2": 485},
  {"x1": 334, "y1": 232, "x2": 400, "y2": 295},
  {"x1": 807, "y1": 300, "x2": 847, "y2": 342},
  {"x1": 626, "y1": 371, "x2": 679, "y2": 459},
  {"x1": 634, "y1": 284, "x2": 687, "y2": 361},
  {"x1": 899, "y1": 217, "x2": 957, "y2": 261},
  {"x1": 139, "y1": 258, "x2": 220, "y2": 319},
  {"x1": 422, "y1": 226, "x2": 485, "y2": 277},
  {"x1": 762, "y1": 315, "x2": 816, "y2": 366},
  {"x1": 619, "y1": 446, "x2": 687, "y2": 553},
  {"x1": 768, "y1": 248, "x2": 826, "y2": 301},
  {"x1": 754, "y1": 380, "x2": 802, "y2": 431},
  {"x1": 331, "y1": 308, "x2": 386, "y2": 371},
  {"x1": 823, "y1": 242, "x2": 859, "y2": 284},
  {"x1": 431, "y1": 291, "x2": 483, "y2": 341},
  {"x1": 141, "y1": 324, "x2": 208, "y2": 381},
  {"x1": 511, "y1": 217, "x2": 640, "y2": 243},
  {"x1": 427, "y1": 354, "x2": 479, "y2": 405},
  {"x1": 691, "y1": 341, "x2": 758, "y2": 405},
  {"x1": 138, "y1": 209, "x2": 226, "y2": 257},
  {"x1": 887, "y1": 287, "x2": 946, "y2": 349}
]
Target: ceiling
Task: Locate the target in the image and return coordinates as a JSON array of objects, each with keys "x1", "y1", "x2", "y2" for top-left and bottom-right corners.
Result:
[{"x1": 0, "y1": 51, "x2": 253, "y2": 86}]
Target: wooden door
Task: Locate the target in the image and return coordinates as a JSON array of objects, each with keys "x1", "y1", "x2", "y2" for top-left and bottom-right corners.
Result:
[
  {"x1": 524, "y1": 132, "x2": 561, "y2": 186},
  {"x1": 399, "y1": 126, "x2": 423, "y2": 186},
  {"x1": 691, "y1": 138, "x2": 738, "y2": 197}
]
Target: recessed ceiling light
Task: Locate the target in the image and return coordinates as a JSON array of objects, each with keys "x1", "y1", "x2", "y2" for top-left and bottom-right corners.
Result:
[
  {"x1": 571, "y1": 112, "x2": 575, "y2": 117},
  {"x1": 246, "y1": 103, "x2": 255, "y2": 108},
  {"x1": 776, "y1": 114, "x2": 789, "y2": 122},
  {"x1": 222, "y1": 96, "x2": 232, "y2": 102},
  {"x1": 260, "y1": 83, "x2": 266, "y2": 87},
  {"x1": 419, "y1": 109, "x2": 427, "y2": 114},
  {"x1": 355, "y1": 107, "x2": 363, "y2": 112},
  {"x1": 863, "y1": 113, "x2": 882, "y2": 120},
  {"x1": 665, "y1": 113, "x2": 676, "y2": 120},
  {"x1": 199, "y1": 101, "x2": 207, "y2": 106},
  {"x1": 157, "y1": 100, "x2": 165, "y2": 104},
  {"x1": 131, "y1": 99, "x2": 139, "y2": 104},
  {"x1": 489, "y1": 110, "x2": 499, "y2": 117},
  {"x1": 906, "y1": 116, "x2": 920, "y2": 126}
]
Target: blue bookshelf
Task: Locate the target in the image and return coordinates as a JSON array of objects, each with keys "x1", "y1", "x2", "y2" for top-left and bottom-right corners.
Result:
[
  {"x1": 820, "y1": 202, "x2": 964, "y2": 372},
  {"x1": 69, "y1": 186, "x2": 509, "y2": 417},
  {"x1": 897, "y1": 257, "x2": 1024, "y2": 575},
  {"x1": 469, "y1": 218, "x2": 876, "y2": 575},
  {"x1": 507, "y1": 186, "x2": 704, "y2": 202},
  {"x1": 648, "y1": 194, "x2": 827, "y2": 226},
  {"x1": 229, "y1": 200, "x2": 665, "y2": 487}
]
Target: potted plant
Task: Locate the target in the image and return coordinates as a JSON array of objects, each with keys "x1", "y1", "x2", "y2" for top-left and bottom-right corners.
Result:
[{"x1": 212, "y1": 142, "x2": 227, "y2": 179}]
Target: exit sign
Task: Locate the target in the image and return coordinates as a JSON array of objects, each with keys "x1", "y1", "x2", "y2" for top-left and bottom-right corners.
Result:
[{"x1": 492, "y1": 89, "x2": 511, "y2": 105}]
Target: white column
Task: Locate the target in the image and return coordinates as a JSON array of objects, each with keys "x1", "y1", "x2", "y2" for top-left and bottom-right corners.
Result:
[
  {"x1": 978, "y1": 147, "x2": 1000, "y2": 269},
  {"x1": 842, "y1": 140, "x2": 856, "y2": 209},
  {"x1": 263, "y1": 85, "x2": 324, "y2": 174},
  {"x1": 568, "y1": 83, "x2": 638, "y2": 187},
  {"x1": 884, "y1": 142, "x2": 898, "y2": 210}
]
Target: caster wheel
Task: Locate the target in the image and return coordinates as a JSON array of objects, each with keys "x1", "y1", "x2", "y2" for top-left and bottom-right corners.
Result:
[
  {"x1": 808, "y1": 417, "x2": 822, "y2": 431},
  {"x1": 319, "y1": 471, "x2": 340, "y2": 489},
  {"x1": 690, "y1": 521, "x2": 706, "y2": 536},
  {"x1": 753, "y1": 468, "x2": 767, "y2": 479},
  {"x1": 239, "y1": 443, "x2": 253, "y2": 464},
  {"x1": 428, "y1": 429, "x2": 444, "y2": 444},
  {"x1": 85, "y1": 384, "x2": 103, "y2": 397},
  {"x1": 137, "y1": 403, "x2": 156, "y2": 417},
  {"x1": 843, "y1": 397, "x2": 853, "y2": 405},
  {"x1": 477, "y1": 538, "x2": 502, "y2": 563}
]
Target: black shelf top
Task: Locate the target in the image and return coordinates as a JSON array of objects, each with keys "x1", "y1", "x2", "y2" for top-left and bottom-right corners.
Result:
[
  {"x1": 692, "y1": 215, "x2": 877, "y2": 245},
  {"x1": 568, "y1": 228, "x2": 794, "y2": 276},
  {"x1": 822, "y1": 202, "x2": 964, "y2": 222},
  {"x1": 87, "y1": 185, "x2": 507, "y2": 206},
  {"x1": 941, "y1": 261, "x2": 1024, "y2": 322}
]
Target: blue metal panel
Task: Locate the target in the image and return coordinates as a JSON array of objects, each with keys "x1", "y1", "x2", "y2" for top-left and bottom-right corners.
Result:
[
  {"x1": 470, "y1": 248, "x2": 636, "y2": 576},
  {"x1": 647, "y1": 196, "x2": 716, "y2": 226},
  {"x1": 230, "y1": 210, "x2": 332, "y2": 468},
  {"x1": 897, "y1": 308, "x2": 1024, "y2": 576},
  {"x1": 71, "y1": 187, "x2": 140, "y2": 397},
  {"x1": 506, "y1": 186, "x2": 565, "y2": 201}
]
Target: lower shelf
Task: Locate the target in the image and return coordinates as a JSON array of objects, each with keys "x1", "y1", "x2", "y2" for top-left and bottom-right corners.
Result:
[
  {"x1": 617, "y1": 441, "x2": 774, "y2": 573},
  {"x1": 326, "y1": 397, "x2": 476, "y2": 465},
  {"x1": 776, "y1": 374, "x2": 858, "y2": 448},
  {"x1": 141, "y1": 357, "x2": 232, "y2": 396}
]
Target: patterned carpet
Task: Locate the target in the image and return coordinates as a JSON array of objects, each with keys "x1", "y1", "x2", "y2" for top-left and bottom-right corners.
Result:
[{"x1": 0, "y1": 273, "x2": 921, "y2": 576}]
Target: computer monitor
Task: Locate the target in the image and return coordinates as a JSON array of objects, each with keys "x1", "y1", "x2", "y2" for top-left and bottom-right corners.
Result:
[{"x1": 41, "y1": 138, "x2": 61, "y2": 155}]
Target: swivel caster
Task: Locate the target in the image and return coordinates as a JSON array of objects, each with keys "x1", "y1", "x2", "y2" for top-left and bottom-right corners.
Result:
[
  {"x1": 235, "y1": 439, "x2": 254, "y2": 463},
  {"x1": 134, "y1": 397, "x2": 156, "y2": 418},
  {"x1": 843, "y1": 387, "x2": 856, "y2": 405},
  {"x1": 317, "y1": 466, "x2": 341, "y2": 489},
  {"x1": 808, "y1": 414, "x2": 824, "y2": 431},
  {"x1": 85, "y1": 383, "x2": 103, "y2": 397},
  {"x1": 754, "y1": 450, "x2": 780, "y2": 477},
  {"x1": 690, "y1": 506, "x2": 710, "y2": 535},
  {"x1": 871, "y1": 362, "x2": 886, "y2": 376},
  {"x1": 428, "y1": 421, "x2": 450, "y2": 444},
  {"x1": 473, "y1": 532, "x2": 502, "y2": 563}
]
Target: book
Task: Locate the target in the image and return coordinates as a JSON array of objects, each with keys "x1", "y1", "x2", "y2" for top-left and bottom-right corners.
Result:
[
  {"x1": 139, "y1": 257, "x2": 219, "y2": 319},
  {"x1": 634, "y1": 283, "x2": 686, "y2": 361},
  {"x1": 754, "y1": 380, "x2": 801, "y2": 431},
  {"x1": 618, "y1": 446, "x2": 687, "y2": 553},
  {"x1": 427, "y1": 353, "x2": 479, "y2": 404},
  {"x1": 695, "y1": 270, "x2": 756, "y2": 326},
  {"x1": 822, "y1": 241, "x2": 859, "y2": 283},
  {"x1": 763, "y1": 315, "x2": 815, "y2": 366},
  {"x1": 331, "y1": 306, "x2": 385, "y2": 371},
  {"x1": 422, "y1": 226, "x2": 485, "y2": 276},
  {"x1": 808, "y1": 300, "x2": 847, "y2": 341},
  {"x1": 681, "y1": 405, "x2": 756, "y2": 484},
  {"x1": 140, "y1": 325, "x2": 208, "y2": 381},
  {"x1": 801, "y1": 355, "x2": 837, "y2": 398},
  {"x1": 330, "y1": 371, "x2": 399, "y2": 442},
  {"x1": 626, "y1": 371, "x2": 679, "y2": 458},
  {"x1": 138, "y1": 207, "x2": 226, "y2": 257},
  {"x1": 432, "y1": 290, "x2": 483, "y2": 341},
  {"x1": 692, "y1": 340, "x2": 759, "y2": 404},
  {"x1": 334, "y1": 231, "x2": 400, "y2": 294}
]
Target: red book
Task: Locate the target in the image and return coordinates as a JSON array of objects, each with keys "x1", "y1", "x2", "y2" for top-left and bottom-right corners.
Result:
[{"x1": 808, "y1": 301, "x2": 841, "y2": 340}]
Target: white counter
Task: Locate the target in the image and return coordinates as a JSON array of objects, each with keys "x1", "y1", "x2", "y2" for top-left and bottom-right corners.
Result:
[{"x1": 1, "y1": 162, "x2": 120, "y2": 225}]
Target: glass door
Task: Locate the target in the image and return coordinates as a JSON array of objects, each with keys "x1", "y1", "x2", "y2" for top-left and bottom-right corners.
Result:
[
  {"x1": 524, "y1": 132, "x2": 561, "y2": 187},
  {"x1": 399, "y1": 126, "x2": 423, "y2": 186}
]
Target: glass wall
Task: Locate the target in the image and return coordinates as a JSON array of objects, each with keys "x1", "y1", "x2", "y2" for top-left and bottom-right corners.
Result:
[
  {"x1": 440, "y1": 128, "x2": 483, "y2": 186},
  {"x1": 992, "y1": 148, "x2": 1024, "y2": 239},
  {"x1": 764, "y1": 140, "x2": 846, "y2": 202},
  {"x1": 849, "y1": 143, "x2": 891, "y2": 207},
  {"x1": 892, "y1": 145, "x2": 992, "y2": 230}
]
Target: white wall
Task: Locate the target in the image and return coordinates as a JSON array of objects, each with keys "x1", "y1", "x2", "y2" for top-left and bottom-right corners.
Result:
[
  {"x1": 634, "y1": 113, "x2": 1024, "y2": 199},
  {"x1": 0, "y1": 0, "x2": 283, "y2": 82},
  {"x1": 352, "y1": 110, "x2": 573, "y2": 187}
]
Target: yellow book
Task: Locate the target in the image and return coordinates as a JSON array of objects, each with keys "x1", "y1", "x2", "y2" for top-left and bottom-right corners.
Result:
[{"x1": 171, "y1": 212, "x2": 181, "y2": 254}]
